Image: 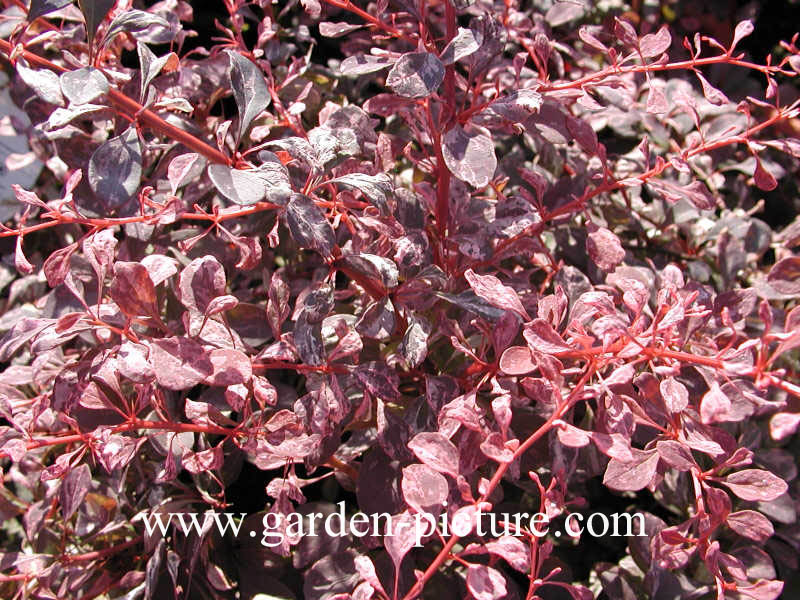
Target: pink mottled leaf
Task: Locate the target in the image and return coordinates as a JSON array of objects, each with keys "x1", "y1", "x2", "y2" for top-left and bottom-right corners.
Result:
[{"x1": 408, "y1": 432, "x2": 459, "y2": 478}]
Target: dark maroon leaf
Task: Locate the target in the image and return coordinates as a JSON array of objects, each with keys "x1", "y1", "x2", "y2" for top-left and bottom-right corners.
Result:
[
  {"x1": 354, "y1": 362, "x2": 399, "y2": 401},
  {"x1": 60, "y1": 463, "x2": 91, "y2": 521},
  {"x1": 767, "y1": 256, "x2": 800, "y2": 294},
  {"x1": 754, "y1": 157, "x2": 778, "y2": 191},
  {"x1": 28, "y1": 0, "x2": 71, "y2": 21},
  {"x1": 226, "y1": 50, "x2": 269, "y2": 142},
  {"x1": 285, "y1": 193, "x2": 336, "y2": 259},
  {"x1": 109, "y1": 262, "x2": 159, "y2": 320},
  {"x1": 77, "y1": 0, "x2": 116, "y2": 56}
]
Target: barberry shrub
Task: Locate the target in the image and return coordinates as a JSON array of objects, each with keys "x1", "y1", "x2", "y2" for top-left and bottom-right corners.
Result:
[{"x1": 1, "y1": 0, "x2": 799, "y2": 598}]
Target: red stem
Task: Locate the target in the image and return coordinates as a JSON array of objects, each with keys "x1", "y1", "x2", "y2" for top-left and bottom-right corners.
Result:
[
  {"x1": 402, "y1": 365, "x2": 596, "y2": 600},
  {"x1": 0, "y1": 39, "x2": 232, "y2": 167}
]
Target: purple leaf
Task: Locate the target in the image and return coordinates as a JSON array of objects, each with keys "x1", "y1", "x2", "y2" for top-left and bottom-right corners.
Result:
[
  {"x1": 83, "y1": 228, "x2": 117, "y2": 282},
  {"x1": 442, "y1": 125, "x2": 497, "y2": 188},
  {"x1": 464, "y1": 268, "x2": 530, "y2": 320},
  {"x1": 639, "y1": 25, "x2": 671, "y2": 57},
  {"x1": 204, "y1": 294, "x2": 239, "y2": 317},
  {"x1": 566, "y1": 115, "x2": 598, "y2": 153},
  {"x1": 16, "y1": 57, "x2": 64, "y2": 105},
  {"x1": 613, "y1": 17, "x2": 639, "y2": 48},
  {"x1": 656, "y1": 440, "x2": 696, "y2": 471},
  {"x1": 117, "y1": 341, "x2": 154, "y2": 383},
  {"x1": 399, "y1": 315, "x2": 431, "y2": 368},
  {"x1": 731, "y1": 20, "x2": 755, "y2": 53},
  {"x1": 401, "y1": 464, "x2": 448, "y2": 514},
  {"x1": 328, "y1": 173, "x2": 393, "y2": 215},
  {"x1": 177, "y1": 255, "x2": 226, "y2": 315},
  {"x1": 226, "y1": 50, "x2": 269, "y2": 142},
  {"x1": 499, "y1": 346, "x2": 537, "y2": 375},
  {"x1": 319, "y1": 21, "x2": 364, "y2": 37},
  {"x1": 203, "y1": 349, "x2": 252, "y2": 386},
  {"x1": 695, "y1": 71, "x2": 729, "y2": 105},
  {"x1": 736, "y1": 580, "x2": 784, "y2": 600},
  {"x1": 354, "y1": 362, "x2": 400, "y2": 401},
  {"x1": 466, "y1": 564, "x2": 507, "y2": 600},
  {"x1": 720, "y1": 469, "x2": 788, "y2": 502},
  {"x1": 546, "y1": 2, "x2": 585, "y2": 26},
  {"x1": 523, "y1": 319, "x2": 571, "y2": 354},
  {"x1": 386, "y1": 52, "x2": 445, "y2": 98},
  {"x1": 60, "y1": 463, "x2": 91, "y2": 521},
  {"x1": 603, "y1": 449, "x2": 659, "y2": 491},
  {"x1": 59, "y1": 67, "x2": 108, "y2": 105},
  {"x1": 767, "y1": 256, "x2": 800, "y2": 294},
  {"x1": 754, "y1": 157, "x2": 778, "y2": 191},
  {"x1": 727, "y1": 510, "x2": 774, "y2": 542},
  {"x1": 769, "y1": 412, "x2": 800, "y2": 441},
  {"x1": 384, "y1": 511, "x2": 418, "y2": 570},
  {"x1": 149, "y1": 337, "x2": 214, "y2": 390},
  {"x1": 440, "y1": 27, "x2": 480, "y2": 65},
  {"x1": 646, "y1": 84, "x2": 668, "y2": 113},
  {"x1": 208, "y1": 165, "x2": 268, "y2": 206},
  {"x1": 88, "y1": 127, "x2": 142, "y2": 210},
  {"x1": 14, "y1": 236, "x2": 34, "y2": 275},
  {"x1": 408, "y1": 432, "x2": 460, "y2": 478},
  {"x1": 109, "y1": 262, "x2": 159, "y2": 320},
  {"x1": 285, "y1": 193, "x2": 336, "y2": 259},
  {"x1": 480, "y1": 432, "x2": 514, "y2": 463},
  {"x1": 167, "y1": 153, "x2": 203, "y2": 195},
  {"x1": 484, "y1": 536, "x2": 529, "y2": 572},
  {"x1": 183, "y1": 445, "x2": 223, "y2": 474},
  {"x1": 28, "y1": 0, "x2": 71, "y2": 21},
  {"x1": 700, "y1": 382, "x2": 731, "y2": 424},
  {"x1": 43, "y1": 243, "x2": 78, "y2": 287},
  {"x1": 339, "y1": 54, "x2": 393, "y2": 76},
  {"x1": 587, "y1": 223, "x2": 625, "y2": 271}
]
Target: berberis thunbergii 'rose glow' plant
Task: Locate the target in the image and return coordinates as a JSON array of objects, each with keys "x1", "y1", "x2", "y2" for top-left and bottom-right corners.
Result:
[{"x1": 0, "y1": 0, "x2": 799, "y2": 598}]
